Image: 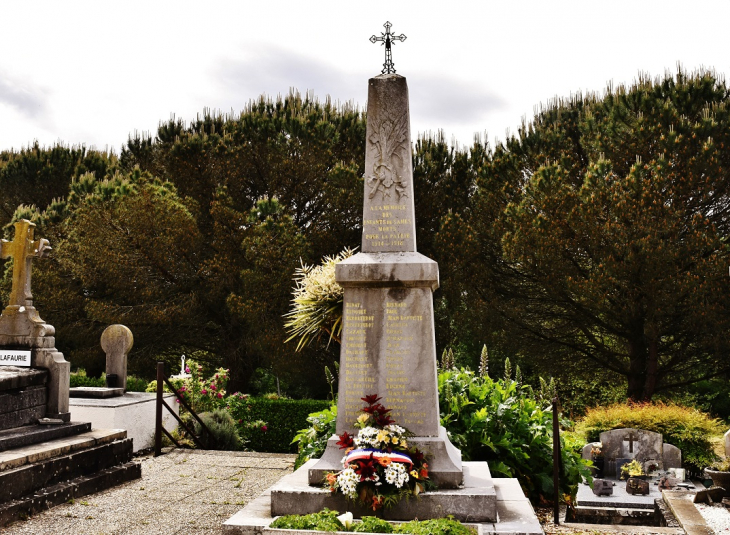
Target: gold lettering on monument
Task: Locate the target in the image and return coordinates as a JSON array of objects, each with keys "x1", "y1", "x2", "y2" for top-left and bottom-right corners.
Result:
[{"x1": 383, "y1": 298, "x2": 426, "y2": 426}]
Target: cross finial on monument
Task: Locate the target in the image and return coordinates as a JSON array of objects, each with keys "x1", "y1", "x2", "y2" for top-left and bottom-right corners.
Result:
[
  {"x1": 370, "y1": 21, "x2": 406, "y2": 74},
  {"x1": 0, "y1": 219, "x2": 51, "y2": 310}
]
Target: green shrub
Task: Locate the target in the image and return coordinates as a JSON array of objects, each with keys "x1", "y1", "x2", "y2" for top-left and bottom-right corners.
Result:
[
  {"x1": 125, "y1": 376, "x2": 148, "y2": 392},
  {"x1": 291, "y1": 403, "x2": 337, "y2": 469},
  {"x1": 439, "y1": 367, "x2": 590, "y2": 503},
  {"x1": 270, "y1": 509, "x2": 343, "y2": 531},
  {"x1": 194, "y1": 409, "x2": 243, "y2": 451},
  {"x1": 228, "y1": 396, "x2": 331, "y2": 453},
  {"x1": 70, "y1": 369, "x2": 104, "y2": 388},
  {"x1": 575, "y1": 402, "x2": 724, "y2": 475},
  {"x1": 353, "y1": 517, "x2": 393, "y2": 533},
  {"x1": 270, "y1": 511, "x2": 474, "y2": 535},
  {"x1": 396, "y1": 518, "x2": 474, "y2": 535}
]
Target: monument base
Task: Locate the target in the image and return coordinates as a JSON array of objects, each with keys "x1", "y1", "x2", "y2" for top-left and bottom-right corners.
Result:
[
  {"x1": 224, "y1": 460, "x2": 543, "y2": 534},
  {"x1": 69, "y1": 392, "x2": 178, "y2": 452},
  {"x1": 282, "y1": 459, "x2": 493, "y2": 521},
  {"x1": 309, "y1": 426, "x2": 463, "y2": 488}
]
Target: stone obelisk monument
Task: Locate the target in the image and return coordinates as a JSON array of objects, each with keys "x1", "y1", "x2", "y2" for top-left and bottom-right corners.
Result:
[{"x1": 309, "y1": 24, "x2": 462, "y2": 488}]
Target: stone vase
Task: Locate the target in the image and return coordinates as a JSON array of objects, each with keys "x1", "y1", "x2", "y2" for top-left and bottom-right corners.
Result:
[
  {"x1": 592, "y1": 458, "x2": 604, "y2": 478},
  {"x1": 705, "y1": 469, "x2": 730, "y2": 489}
]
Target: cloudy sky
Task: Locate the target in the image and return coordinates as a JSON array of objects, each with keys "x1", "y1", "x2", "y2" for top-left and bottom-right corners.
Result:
[{"x1": 2, "y1": 1, "x2": 729, "y2": 153}]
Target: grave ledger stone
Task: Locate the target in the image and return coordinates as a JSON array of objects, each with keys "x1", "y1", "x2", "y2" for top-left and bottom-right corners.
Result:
[
  {"x1": 308, "y1": 73, "x2": 462, "y2": 488},
  {"x1": 0, "y1": 219, "x2": 69, "y2": 422}
]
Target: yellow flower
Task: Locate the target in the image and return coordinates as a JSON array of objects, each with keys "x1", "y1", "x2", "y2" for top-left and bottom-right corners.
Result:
[
  {"x1": 357, "y1": 414, "x2": 369, "y2": 424},
  {"x1": 391, "y1": 437, "x2": 399, "y2": 445},
  {"x1": 376, "y1": 431, "x2": 389, "y2": 443},
  {"x1": 410, "y1": 470, "x2": 419, "y2": 479}
]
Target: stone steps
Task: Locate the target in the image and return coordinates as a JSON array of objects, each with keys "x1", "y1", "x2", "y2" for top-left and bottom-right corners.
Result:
[
  {"x1": 0, "y1": 421, "x2": 92, "y2": 452},
  {"x1": 0, "y1": 461, "x2": 141, "y2": 527},
  {"x1": 0, "y1": 428, "x2": 140, "y2": 527}
]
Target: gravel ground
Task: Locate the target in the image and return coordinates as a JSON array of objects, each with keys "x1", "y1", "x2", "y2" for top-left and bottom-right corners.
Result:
[
  {"x1": 0, "y1": 449, "x2": 296, "y2": 535},
  {"x1": 695, "y1": 503, "x2": 730, "y2": 533}
]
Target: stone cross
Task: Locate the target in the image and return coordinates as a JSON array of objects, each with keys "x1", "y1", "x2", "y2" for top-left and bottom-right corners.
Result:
[
  {"x1": 101, "y1": 324, "x2": 133, "y2": 391},
  {"x1": 623, "y1": 431, "x2": 638, "y2": 455},
  {"x1": 180, "y1": 355, "x2": 187, "y2": 375},
  {"x1": 370, "y1": 21, "x2": 406, "y2": 75},
  {"x1": 0, "y1": 220, "x2": 50, "y2": 310}
]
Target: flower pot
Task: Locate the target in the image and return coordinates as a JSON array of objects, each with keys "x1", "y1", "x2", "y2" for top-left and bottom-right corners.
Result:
[
  {"x1": 705, "y1": 469, "x2": 730, "y2": 489},
  {"x1": 592, "y1": 458, "x2": 604, "y2": 479}
]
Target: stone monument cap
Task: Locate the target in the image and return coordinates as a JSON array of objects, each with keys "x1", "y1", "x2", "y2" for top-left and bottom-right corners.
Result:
[{"x1": 101, "y1": 324, "x2": 133, "y2": 392}]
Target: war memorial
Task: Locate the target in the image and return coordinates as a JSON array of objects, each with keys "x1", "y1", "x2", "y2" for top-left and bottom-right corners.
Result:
[{"x1": 224, "y1": 22, "x2": 543, "y2": 535}]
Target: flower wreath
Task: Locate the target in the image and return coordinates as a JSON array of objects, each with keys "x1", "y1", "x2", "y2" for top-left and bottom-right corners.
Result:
[{"x1": 326, "y1": 394, "x2": 432, "y2": 510}]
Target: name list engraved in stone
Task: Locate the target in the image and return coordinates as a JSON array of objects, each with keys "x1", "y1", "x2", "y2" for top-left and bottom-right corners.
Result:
[
  {"x1": 383, "y1": 297, "x2": 427, "y2": 427},
  {"x1": 342, "y1": 301, "x2": 376, "y2": 421}
]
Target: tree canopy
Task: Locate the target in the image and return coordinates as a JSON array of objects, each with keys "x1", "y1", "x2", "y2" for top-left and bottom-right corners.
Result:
[
  {"x1": 3, "y1": 70, "x2": 729, "y2": 402},
  {"x1": 438, "y1": 69, "x2": 730, "y2": 400}
]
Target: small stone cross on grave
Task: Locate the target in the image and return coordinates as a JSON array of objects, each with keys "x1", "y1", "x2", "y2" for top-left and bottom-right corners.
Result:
[
  {"x1": 0, "y1": 220, "x2": 50, "y2": 311},
  {"x1": 623, "y1": 431, "x2": 638, "y2": 456}
]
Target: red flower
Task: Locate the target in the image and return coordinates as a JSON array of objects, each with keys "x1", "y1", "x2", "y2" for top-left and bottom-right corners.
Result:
[
  {"x1": 374, "y1": 413, "x2": 395, "y2": 427},
  {"x1": 336, "y1": 431, "x2": 354, "y2": 450},
  {"x1": 261, "y1": 425, "x2": 268, "y2": 432},
  {"x1": 353, "y1": 454, "x2": 378, "y2": 481},
  {"x1": 361, "y1": 394, "x2": 381, "y2": 405}
]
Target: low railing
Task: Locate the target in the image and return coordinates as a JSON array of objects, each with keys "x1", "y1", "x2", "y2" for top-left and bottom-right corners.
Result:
[{"x1": 154, "y1": 361, "x2": 215, "y2": 456}]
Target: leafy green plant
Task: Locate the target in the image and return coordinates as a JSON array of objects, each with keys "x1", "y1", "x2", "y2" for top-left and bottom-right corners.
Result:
[
  {"x1": 352, "y1": 517, "x2": 393, "y2": 533},
  {"x1": 125, "y1": 375, "x2": 148, "y2": 392},
  {"x1": 439, "y1": 367, "x2": 590, "y2": 503},
  {"x1": 270, "y1": 509, "x2": 344, "y2": 531},
  {"x1": 70, "y1": 369, "x2": 104, "y2": 388},
  {"x1": 396, "y1": 518, "x2": 474, "y2": 535},
  {"x1": 270, "y1": 510, "x2": 474, "y2": 535},
  {"x1": 575, "y1": 402, "x2": 724, "y2": 475},
  {"x1": 194, "y1": 409, "x2": 243, "y2": 451},
  {"x1": 292, "y1": 403, "x2": 338, "y2": 469},
  {"x1": 709, "y1": 458, "x2": 730, "y2": 472}
]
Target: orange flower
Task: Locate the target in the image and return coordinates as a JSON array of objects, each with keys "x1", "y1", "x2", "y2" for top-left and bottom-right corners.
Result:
[
  {"x1": 371, "y1": 495, "x2": 384, "y2": 511},
  {"x1": 420, "y1": 468, "x2": 429, "y2": 479},
  {"x1": 326, "y1": 473, "x2": 337, "y2": 486},
  {"x1": 378, "y1": 457, "x2": 392, "y2": 467}
]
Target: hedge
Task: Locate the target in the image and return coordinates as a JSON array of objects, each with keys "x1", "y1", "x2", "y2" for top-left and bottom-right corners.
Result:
[{"x1": 230, "y1": 397, "x2": 332, "y2": 453}]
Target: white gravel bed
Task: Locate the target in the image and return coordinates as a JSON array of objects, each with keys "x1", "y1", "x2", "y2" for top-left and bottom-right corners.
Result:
[{"x1": 695, "y1": 502, "x2": 730, "y2": 533}]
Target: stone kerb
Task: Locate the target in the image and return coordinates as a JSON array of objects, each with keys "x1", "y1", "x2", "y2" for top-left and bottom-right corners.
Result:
[{"x1": 101, "y1": 325, "x2": 133, "y2": 391}]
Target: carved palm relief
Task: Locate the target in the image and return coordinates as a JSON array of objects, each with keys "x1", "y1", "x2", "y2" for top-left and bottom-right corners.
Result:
[{"x1": 367, "y1": 113, "x2": 409, "y2": 200}]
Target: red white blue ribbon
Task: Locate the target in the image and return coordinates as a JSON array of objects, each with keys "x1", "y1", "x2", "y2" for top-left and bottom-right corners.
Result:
[{"x1": 344, "y1": 448, "x2": 413, "y2": 468}]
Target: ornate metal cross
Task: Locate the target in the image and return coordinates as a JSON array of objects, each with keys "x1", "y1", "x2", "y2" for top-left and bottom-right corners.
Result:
[
  {"x1": 370, "y1": 21, "x2": 406, "y2": 74},
  {"x1": 0, "y1": 220, "x2": 51, "y2": 309}
]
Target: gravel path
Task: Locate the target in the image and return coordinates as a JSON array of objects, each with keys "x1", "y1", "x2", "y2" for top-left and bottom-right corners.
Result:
[
  {"x1": 0, "y1": 449, "x2": 296, "y2": 535},
  {"x1": 695, "y1": 502, "x2": 730, "y2": 533}
]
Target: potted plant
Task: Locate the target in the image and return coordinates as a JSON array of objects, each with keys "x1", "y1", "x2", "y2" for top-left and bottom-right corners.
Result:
[
  {"x1": 620, "y1": 459, "x2": 646, "y2": 480},
  {"x1": 705, "y1": 458, "x2": 730, "y2": 489}
]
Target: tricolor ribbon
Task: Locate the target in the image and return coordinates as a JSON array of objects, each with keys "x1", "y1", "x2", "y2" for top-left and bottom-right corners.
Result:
[{"x1": 344, "y1": 448, "x2": 413, "y2": 468}]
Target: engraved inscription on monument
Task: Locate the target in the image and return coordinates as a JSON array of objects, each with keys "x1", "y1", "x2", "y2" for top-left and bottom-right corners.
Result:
[
  {"x1": 338, "y1": 286, "x2": 439, "y2": 438},
  {"x1": 361, "y1": 75, "x2": 417, "y2": 253}
]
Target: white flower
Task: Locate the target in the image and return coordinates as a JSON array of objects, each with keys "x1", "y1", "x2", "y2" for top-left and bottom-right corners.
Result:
[
  {"x1": 337, "y1": 512, "x2": 354, "y2": 529},
  {"x1": 384, "y1": 462, "x2": 409, "y2": 488},
  {"x1": 336, "y1": 468, "x2": 360, "y2": 499}
]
